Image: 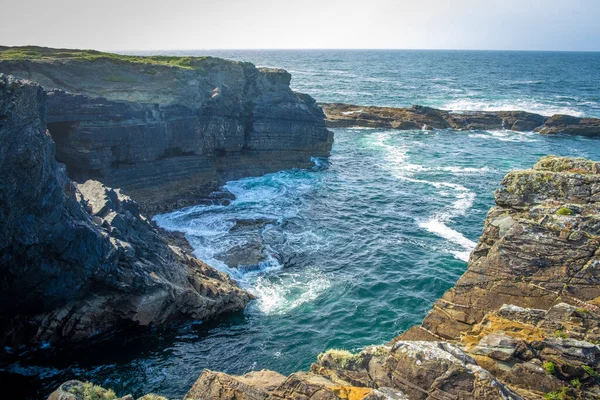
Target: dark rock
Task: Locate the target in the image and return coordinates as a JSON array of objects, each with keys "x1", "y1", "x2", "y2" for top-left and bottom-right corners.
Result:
[
  {"x1": 215, "y1": 236, "x2": 266, "y2": 269},
  {"x1": 536, "y1": 114, "x2": 600, "y2": 136},
  {"x1": 0, "y1": 75, "x2": 251, "y2": 347},
  {"x1": 320, "y1": 102, "x2": 600, "y2": 137}
]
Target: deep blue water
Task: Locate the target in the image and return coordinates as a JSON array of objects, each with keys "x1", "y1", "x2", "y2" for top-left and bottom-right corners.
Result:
[{"x1": 6, "y1": 50, "x2": 600, "y2": 399}]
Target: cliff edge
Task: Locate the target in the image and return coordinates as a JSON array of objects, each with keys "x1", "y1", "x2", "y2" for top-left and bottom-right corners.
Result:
[
  {"x1": 0, "y1": 46, "x2": 333, "y2": 214},
  {"x1": 186, "y1": 156, "x2": 600, "y2": 399}
]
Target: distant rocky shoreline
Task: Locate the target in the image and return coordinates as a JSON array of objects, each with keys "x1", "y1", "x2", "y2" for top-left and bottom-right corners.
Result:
[{"x1": 321, "y1": 103, "x2": 600, "y2": 136}]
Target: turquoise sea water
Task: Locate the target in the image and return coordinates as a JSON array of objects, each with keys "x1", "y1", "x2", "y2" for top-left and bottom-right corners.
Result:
[{"x1": 5, "y1": 50, "x2": 600, "y2": 399}]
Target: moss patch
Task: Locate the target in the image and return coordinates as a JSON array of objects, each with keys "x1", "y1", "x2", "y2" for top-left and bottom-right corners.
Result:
[
  {"x1": 554, "y1": 330, "x2": 569, "y2": 338},
  {"x1": 544, "y1": 386, "x2": 572, "y2": 400},
  {"x1": 556, "y1": 207, "x2": 574, "y2": 216},
  {"x1": 67, "y1": 382, "x2": 117, "y2": 400},
  {"x1": 318, "y1": 349, "x2": 363, "y2": 369},
  {"x1": 583, "y1": 365, "x2": 600, "y2": 378},
  {"x1": 544, "y1": 361, "x2": 556, "y2": 374}
]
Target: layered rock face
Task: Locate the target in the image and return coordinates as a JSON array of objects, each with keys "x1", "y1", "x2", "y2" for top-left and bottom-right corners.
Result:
[
  {"x1": 0, "y1": 47, "x2": 333, "y2": 214},
  {"x1": 321, "y1": 103, "x2": 600, "y2": 135},
  {"x1": 0, "y1": 75, "x2": 251, "y2": 347},
  {"x1": 54, "y1": 157, "x2": 600, "y2": 399}
]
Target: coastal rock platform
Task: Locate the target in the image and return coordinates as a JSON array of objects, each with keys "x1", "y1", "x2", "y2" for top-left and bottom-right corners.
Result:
[{"x1": 321, "y1": 103, "x2": 600, "y2": 136}]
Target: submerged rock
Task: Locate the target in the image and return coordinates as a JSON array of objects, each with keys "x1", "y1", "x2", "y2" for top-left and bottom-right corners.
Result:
[
  {"x1": 0, "y1": 75, "x2": 251, "y2": 347},
  {"x1": 320, "y1": 102, "x2": 600, "y2": 136}
]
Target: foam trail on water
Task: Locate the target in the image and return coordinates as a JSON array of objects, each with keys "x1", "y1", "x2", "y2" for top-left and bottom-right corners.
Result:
[
  {"x1": 372, "y1": 131, "x2": 477, "y2": 261},
  {"x1": 468, "y1": 130, "x2": 538, "y2": 143}
]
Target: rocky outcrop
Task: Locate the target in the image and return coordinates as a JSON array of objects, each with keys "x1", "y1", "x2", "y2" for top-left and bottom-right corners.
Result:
[
  {"x1": 111, "y1": 155, "x2": 598, "y2": 400},
  {"x1": 321, "y1": 103, "x2": 600, "y2": 136},
  {"x1": 0, "y1": 74, "x2": 251, "y2": 347},
  {"x1": 0, "y1": 46, "x2": 333, "y2": 214}
]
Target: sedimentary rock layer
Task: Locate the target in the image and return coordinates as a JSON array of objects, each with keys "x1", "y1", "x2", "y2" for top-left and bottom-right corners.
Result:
[
  {"x1": 321, "y1": 103, "x2": 600, "y2": 136},
  {"x1": 54, "y1": 156, "x2": 600, "y2": 398},
  {"x1": 0, "y1": 47, "x2": 333, "y2": 214},
  {"x1": 0, "y1": 75, "x2": 251, "y2": 347}
]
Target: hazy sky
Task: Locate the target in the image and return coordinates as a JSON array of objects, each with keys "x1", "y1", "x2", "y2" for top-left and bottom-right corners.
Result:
[{"x1": 3, "y1": 0, "x2": 599, "y2": 51}]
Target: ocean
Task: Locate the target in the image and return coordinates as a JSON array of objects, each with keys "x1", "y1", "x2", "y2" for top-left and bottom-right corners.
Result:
[{"x1": 6, "y1": 50, "x2": 600, "y2": 399}]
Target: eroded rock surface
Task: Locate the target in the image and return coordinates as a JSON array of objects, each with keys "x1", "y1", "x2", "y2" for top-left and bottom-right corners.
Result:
[
  {"x1": 47, "y1": 156, "x2": 600, "y2": 399},
  {"x1": 176, "y1": 156, "x2": 600, "y2": 400},
  {"x1": 0, "y1": 75, "x2": 251, "y2": 347},
  {"x1": 321, "y1": 103, "x2": 600, "y2": 136},
  {"x1": 0, "y1": 47, "x2": 333, "y2": 214}
]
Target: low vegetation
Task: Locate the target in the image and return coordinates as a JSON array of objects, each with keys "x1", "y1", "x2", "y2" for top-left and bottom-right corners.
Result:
[
  {"x1": 67, "y1": 382, "x2": 117, "y2": 400},
  {"x1": 556, "y1": 207, "x2": 574, "y2": 216},
  {"x1": 554, "y1": 330, "x2": 569, "y2": 338},
  {"x1": 318, "y1": 348, "x2": 363, "y2": 369},
  {"x1": 0, "y1": 45, "x2": 209, "y2": 70},
  {"x1": 544, "y1": 386, "x2": 572, "y2": 400},
  {"x1": 583, "y1": 365, "x2": 600, "y2": 378},
  {"x1": 543, "y1": 361, "x2": 556, "y2": 374}
]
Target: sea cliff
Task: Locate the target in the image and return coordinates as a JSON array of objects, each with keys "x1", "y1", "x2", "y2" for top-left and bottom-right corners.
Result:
[
  {"x1": 54, "y1": 155, "x2": 600, "y2": 399},
  {"x1": 0, "y1": 74, "x2": 252, "y2": 347},
  {"x1": 0, "y1": 46, "x2": 333, "y2": 214},
  {"x1": 0, "y1": 46, "x2": 333, "y2": 347}
]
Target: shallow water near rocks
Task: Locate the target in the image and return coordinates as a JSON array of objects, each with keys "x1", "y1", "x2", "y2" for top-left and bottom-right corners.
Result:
[{"x1": 5, "y1": 50, "x2": 600, "y2": 399}]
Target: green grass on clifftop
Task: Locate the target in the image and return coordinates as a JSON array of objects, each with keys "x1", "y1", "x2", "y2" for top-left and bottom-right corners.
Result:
[{"x1": 0, "y1": 46, "x2": 210, "y2": 70}]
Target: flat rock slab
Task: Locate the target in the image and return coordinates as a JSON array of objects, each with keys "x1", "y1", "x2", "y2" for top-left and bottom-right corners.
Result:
[{"x1": 320, "y1": 102, "x2": 600, "y2": 136}]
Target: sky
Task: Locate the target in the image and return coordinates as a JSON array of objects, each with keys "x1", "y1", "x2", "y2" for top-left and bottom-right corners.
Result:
[{"x1": 2, "y1": 0, "x2": 600, "y2": 51}]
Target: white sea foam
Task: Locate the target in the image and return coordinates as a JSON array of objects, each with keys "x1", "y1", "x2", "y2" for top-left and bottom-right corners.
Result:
[
  {"x1": 372, "y1": 131, "x2": 477, "y2": 261},
  {"x1": 154, "y1": 169, "x2": 333, "y2": 316},
  {"x1": 468, "y1": 130, "x2": 538, "y2": 143},
  {"x1": 443, "y1": 98, "x2": 585, "y2": 117},
  {"x1": 341, "y1": 109, "x2": 364, "y2": 115},
  {"x1": 251, "y1": 267, "x2": 331, "y2": 314}
]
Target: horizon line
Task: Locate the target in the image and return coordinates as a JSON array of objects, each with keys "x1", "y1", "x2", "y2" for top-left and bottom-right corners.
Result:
[
  {"x1": 115, "y1": 48, "x2": 600, "y2": 53},
  {"x1": 3, "y1": 44, "x2": 600, "y2": 54}
]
